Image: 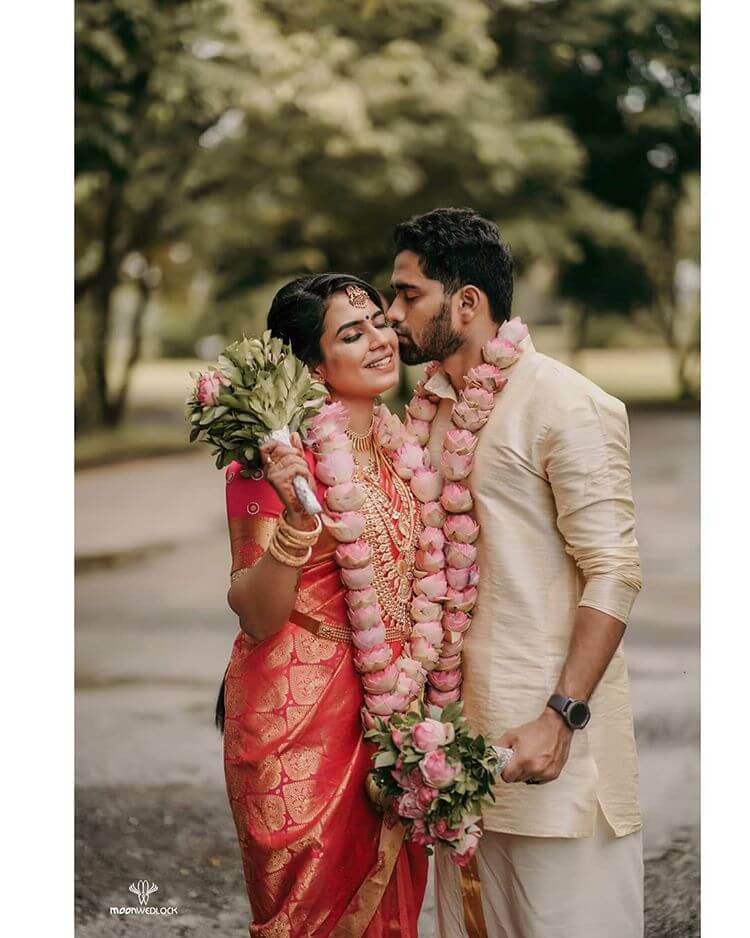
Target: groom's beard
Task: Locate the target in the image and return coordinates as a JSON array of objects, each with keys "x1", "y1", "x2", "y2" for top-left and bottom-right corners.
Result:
[{"x1": 397, "y1": 299, "x2": 465, "y2": 365}]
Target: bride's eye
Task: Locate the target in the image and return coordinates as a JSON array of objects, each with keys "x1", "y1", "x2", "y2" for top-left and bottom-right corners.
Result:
[
  {"x1": 342, "y1": 332, "x2": 362, "y2": 344},
  {"x1": 374, "y1": 313, "x2": 388, "y2": 329}
]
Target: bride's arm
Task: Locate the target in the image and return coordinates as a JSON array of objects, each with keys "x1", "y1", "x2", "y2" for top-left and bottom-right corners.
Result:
[{"x1": 225, "y1": 438, "x2": 319, "y2": 642}]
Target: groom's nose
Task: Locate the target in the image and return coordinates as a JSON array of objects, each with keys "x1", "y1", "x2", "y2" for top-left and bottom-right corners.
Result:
[{"x1": 387, "y1": 296, "x2": 405, "y2": 325}]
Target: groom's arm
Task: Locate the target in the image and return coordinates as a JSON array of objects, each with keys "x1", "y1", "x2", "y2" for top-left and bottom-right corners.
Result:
[{"x1": 499, "y1": 392, "x2": 641, "y2": 785}]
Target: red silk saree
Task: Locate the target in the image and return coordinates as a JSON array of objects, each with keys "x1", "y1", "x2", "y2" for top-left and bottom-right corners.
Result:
[{"x1": 222, "y1": 453, "x2": 427, "y2": 937}]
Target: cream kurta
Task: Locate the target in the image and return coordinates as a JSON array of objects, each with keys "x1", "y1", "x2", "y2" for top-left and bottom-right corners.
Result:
[{"x1": 425, "y1": 336, "x2": 642, "y2": 838}]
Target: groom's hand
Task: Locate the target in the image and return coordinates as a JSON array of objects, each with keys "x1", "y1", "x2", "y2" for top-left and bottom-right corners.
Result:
[{"x1": 497, "y1": 710, "x2": 573, "y2": 784}]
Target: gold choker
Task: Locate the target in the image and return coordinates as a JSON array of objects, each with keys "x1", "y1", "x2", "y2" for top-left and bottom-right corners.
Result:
[{"x1": 347, "y1": 418, "x2": 375, "y2": 452}]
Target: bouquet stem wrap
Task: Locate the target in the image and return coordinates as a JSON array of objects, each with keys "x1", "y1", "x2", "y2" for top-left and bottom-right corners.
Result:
[{"x1": 263, "y1": 427, "x2": 322, "y2": 515}]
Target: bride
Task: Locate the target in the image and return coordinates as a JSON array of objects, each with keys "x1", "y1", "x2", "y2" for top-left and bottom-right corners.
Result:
[{"x1": 217, "y1": 273, "x2": 428, "y2": 936}]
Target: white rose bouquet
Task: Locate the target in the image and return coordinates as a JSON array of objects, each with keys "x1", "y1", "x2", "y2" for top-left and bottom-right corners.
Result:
[{"x1": 186, "y1": 331, "x2": 327, "y2": 512}]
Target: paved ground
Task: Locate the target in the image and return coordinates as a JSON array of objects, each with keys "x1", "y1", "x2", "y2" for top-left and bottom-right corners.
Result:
[{"x1": 75, "y1": 410, "x2": 699, "y2": 936}]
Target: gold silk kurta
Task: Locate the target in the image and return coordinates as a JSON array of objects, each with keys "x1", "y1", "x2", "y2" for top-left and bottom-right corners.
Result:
[{"x1": 425, "y1": 336, "x2": 643, "y2": 838}]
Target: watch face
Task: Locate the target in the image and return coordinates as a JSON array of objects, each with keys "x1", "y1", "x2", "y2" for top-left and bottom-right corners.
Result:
[{"x1": 568, "y1": 701, "x2": 590, "y2": 728}]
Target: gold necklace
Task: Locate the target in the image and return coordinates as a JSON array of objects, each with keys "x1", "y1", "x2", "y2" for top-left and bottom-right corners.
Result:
[
  {"x1": 346, "y1": 417, "x2": 375, "y2": 452},
  {"x1": 358, "y1": 443, "x2": 422, "y2": 637}
]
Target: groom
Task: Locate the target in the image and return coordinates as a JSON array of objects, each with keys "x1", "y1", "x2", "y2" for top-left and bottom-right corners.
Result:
[{"x1": 387, "y1": 208, "x2": 644, "y2": 938}]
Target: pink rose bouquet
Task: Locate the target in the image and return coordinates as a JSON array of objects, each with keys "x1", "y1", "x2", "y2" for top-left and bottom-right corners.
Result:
[{"x1": 365, "y1": 701, "x2": 501, "y2": 864}]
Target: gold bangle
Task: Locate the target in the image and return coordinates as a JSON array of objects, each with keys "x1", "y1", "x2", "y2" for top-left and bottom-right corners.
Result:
[
  {"x1": 276, "y1": 528, "x2": 314, "y2": 553},
  {"x1": 268, "y1": 537, "x2": 311, "y2": 568},
  {"x1": 278, "y1": 511, "x2": 322, "y2": 545}
]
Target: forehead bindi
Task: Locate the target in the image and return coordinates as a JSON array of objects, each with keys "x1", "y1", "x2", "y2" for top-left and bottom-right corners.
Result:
[{"x1": 323, "y1": 292, "x2": 380, "y2": 337}]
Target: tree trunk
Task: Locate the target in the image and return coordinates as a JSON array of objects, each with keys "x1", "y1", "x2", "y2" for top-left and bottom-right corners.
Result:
[{"x1": 109, "y1": 279, "x2": 152, "y2": 425}]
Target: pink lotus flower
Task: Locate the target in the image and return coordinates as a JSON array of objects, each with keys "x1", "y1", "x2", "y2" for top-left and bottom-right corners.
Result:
[
  {"x1": 196, "y1": 370, "x2": 228, "y2": 407},
  {"x1": 443, "y1": 428, "x2": 479, "y2": 456},
  {"x1": 417, "y1": 785, "x2": 438, "y2": 810},
  {"x1": 431, "y1": 818, "x2": 463, "y2": 842},
  {"x1": 428, "y1": 667, "x2": 462, "y2": 692},
  {"x1": 482, "y1": 335, "x2": 520, "y2": 369},
  {"x1": 445, "y1": 586, "x2": 478, "y2": 612},
  {"x1": 409, "y1": 636, "x2": 441, "y2": 670},
  {"x1": 419, "y1": 749, "x2": 459, "y2": 789},
  {"x1": 410, "y1": 596, "x2": 442, "y2": 622},
  {"x1": 415, "y1": 547, "x2": 445, "y2": 574},
  {"x1": 466, "y1": 362, "x2": 508, "y2": 393},
  {"x1": 406, "y1": 418, "x2": 431, "y2": 446},
  {"x1": 394, "y1": 656, "x2": 427, "y2": 686},
  {"x1": 443, "y1": 514, "x2": 479, "y2": 544},
  {"x1": 407, "y1": 397, "x2": 438, "y2": 422},
  {"x1": 361, "y1": 663, "x2": 399, "y2": 694},
  {"x1": 392, "y1": 765, "x2": 423, "y2": 790},
  {"x1": 353, "y1": 644, "x2": 392, "y2": 673},
  {"x1": 394, "y1": 671, "x2": 421, "y2": 701},
  {"x1": 322, "y1": 511, "x2": 365, "y2": 542},
  {"x1": 412, "y1": 620, "x2": 443, "y2": 645},
  {"x1": 412, "y1": 718, "x2": 455, "y2": 752},
  {"x1": 427, "y1": 686, "x2": 462, "y2": 707},
  {"x1": 443, "y1": 610, "x2": 471, "y2": 633},
  {"x1": 410, "y1": 468, "x2": 442, "y2": 503},
  {"x1": 325, "y1": 481, "x2": 365, "y2": 512},
  {"x1": 461, "y1": 386, "x2": 494, "y2": 410},
  {"x1": 351, "y1": 623, "x2": 387, "y2": 652},
  {"x1": 449, "y1": 830, "x2": 481, "y2": 867},
  {"x1": 445, "y1": 542, "x2": 477, "y2": 569},
  {"x1": 422, "y1": 501, "x2": 447, "y2": 528},
  {"x1": 410, "y1": 818, "x2": 436, "y2": 847},
  {"x1": 360, "y1": 706, "x2": 378, "y2": 731},
  {"x1": 348, "y1": 604, "x2": 383, "y2": 631},
  {"x1": 310, "y1": 400, "x2": 349, "y2": 434},
  {"x1": 315, "y1": 432, "x2": 351, "y2": 455},
  {"x1": 365, "y1": 691, "x2": 408, "y2": 716},
  {"x1": 391, "y1": 727, "x2": 405, "y2": 748},
  {"x1": 335, "y1": 540, "x2": 372, "y2": 569},
  {"x1": 414, "y1": 571, "x2": 448, "y2": 601},
  {"x1": 315, "y1": 451, "x2": 355, "y2": 486},
  {"x1": 375, "y1": 411, "x2": 404, "y2": 450},
  {"x1": 396, "y1": 791, "x2": 425, "y2": 820},
  {"x1": 440, "y1": 484, "x2": 474, "y2": 514},
  {"x1": 419, "y1": 527, "x2": 446, "y2": 552},
  {"x1": 341, "y1": 564, "x2": 375, "y2": 590},
  {"x1": 346, "y1": 587, "x2": 378, "y2": 610},
  {"x1": 440, "y1": 635, "x2": 464, "y2": 657},
  {"x1": 440, "y1": 450, "x2": 474, "y2": 482},
  {"x1": 499, "y1": 316, "x2": 530, "y2": 347},
  {"x1": 435, "y1": 652, "x2": 462, "y2": 670},
  {"x1": 393, "y1": 442, "x2": 426, "y2": 480},
  {"x1": 446, "y1": 564, "x2": 477, "y2": 590},
  {"x1": 451, "y1": 401, "x2": 491, "y2": 432}
]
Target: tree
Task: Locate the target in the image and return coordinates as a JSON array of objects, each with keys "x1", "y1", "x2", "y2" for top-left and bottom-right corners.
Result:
[
  {"x1": 75, "y1": 0, "x2": 244, "y2": 427},
  {"x1": 490, "y1": 0, "x2": 700, "y2": 396}
]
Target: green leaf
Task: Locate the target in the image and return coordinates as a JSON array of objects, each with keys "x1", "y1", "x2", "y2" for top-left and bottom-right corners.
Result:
[{"x1": 374, "y1": 750, "x2": 397, "y2": 769}]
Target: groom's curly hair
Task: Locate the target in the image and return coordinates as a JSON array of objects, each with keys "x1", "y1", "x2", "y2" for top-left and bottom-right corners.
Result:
[{"x1": 393, "y1": 207, "x2": 514, "y2": 324}]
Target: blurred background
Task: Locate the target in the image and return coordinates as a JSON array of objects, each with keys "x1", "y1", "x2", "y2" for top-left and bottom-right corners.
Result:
[{"x1": 75, "y1": 1, "x2": 699, "y2": 935}]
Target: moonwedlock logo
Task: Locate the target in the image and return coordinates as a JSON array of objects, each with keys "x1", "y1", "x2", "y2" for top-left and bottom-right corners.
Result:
[{"x1": 109, "y1": 879, "x2": 179, "y2": 916}]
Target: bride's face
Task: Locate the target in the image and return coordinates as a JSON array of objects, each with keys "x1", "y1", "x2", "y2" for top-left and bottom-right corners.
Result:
[{"x1": 315, "y1": 291, "x2": 399, "y2": 398}]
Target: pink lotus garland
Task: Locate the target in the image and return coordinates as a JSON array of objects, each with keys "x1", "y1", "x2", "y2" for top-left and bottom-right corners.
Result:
[
  {"x1": 308, "y1": 402, "x2": 440, "y2": 724},
  {"x1": 400, "y1": 317, "x2": 529, "y2": 706}
]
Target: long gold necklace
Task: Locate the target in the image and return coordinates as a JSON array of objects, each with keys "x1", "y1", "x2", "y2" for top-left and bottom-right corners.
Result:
[{"x1": 355, "y1": 440, "x2": 421, "y2": 638}]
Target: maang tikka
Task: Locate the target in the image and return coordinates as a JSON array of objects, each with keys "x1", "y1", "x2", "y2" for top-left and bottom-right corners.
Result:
[{"x1": 345, "y1": 284, "x2": 369, "y2": 309}]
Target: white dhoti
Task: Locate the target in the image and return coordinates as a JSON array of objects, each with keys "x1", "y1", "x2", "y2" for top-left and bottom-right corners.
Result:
[{"x1": 434, "y1": 806, "x2": 643, "y2": 938}]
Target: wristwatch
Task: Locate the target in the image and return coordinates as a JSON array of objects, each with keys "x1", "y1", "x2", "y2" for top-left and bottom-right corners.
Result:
[{"x1": 546, "y1": 694, "x2": 591, "y2": 730}]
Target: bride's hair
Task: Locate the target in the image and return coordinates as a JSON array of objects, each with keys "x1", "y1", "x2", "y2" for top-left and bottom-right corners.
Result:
[
  {"x1": 215, "y1": 272, "x2": 383, "y2": 734},
  {"x1": 266, "y1": 273, "x2": 384, "y2": 367}
]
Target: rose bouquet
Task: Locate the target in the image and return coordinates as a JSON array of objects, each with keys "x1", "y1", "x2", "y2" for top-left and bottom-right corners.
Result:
[
  {"x1": 186, "y1": 331, "x2": 327, "y2": 512},
  {"x1": 365, "y1": 701, "x2": 513, "y2": 865}
]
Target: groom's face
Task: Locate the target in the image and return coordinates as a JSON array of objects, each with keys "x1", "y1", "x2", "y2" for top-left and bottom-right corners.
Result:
[{"x1": 388, "y1": 250, "x2": 465, "y2": 365}]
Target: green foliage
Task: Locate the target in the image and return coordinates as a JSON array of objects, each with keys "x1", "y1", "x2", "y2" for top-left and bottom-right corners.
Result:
[{"x1": 186, "y1": 330, "x2": 327, "y2": 469}]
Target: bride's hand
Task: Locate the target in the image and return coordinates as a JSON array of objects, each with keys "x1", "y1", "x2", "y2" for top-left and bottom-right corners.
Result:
[{"x1": 260, "y1": 434, "x2": 317, "y2": 529}]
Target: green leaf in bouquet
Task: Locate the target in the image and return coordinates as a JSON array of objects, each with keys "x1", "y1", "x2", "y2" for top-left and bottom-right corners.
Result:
[
  {"x1": 199, "y1": 407, "x2": 217, "y2": 426},
  {"x1": 374, "y1": 750, "x2": 397, "y2": 769},
  {"x1": 440, "y1": 702, "x2": 463, "y2": 725}
]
